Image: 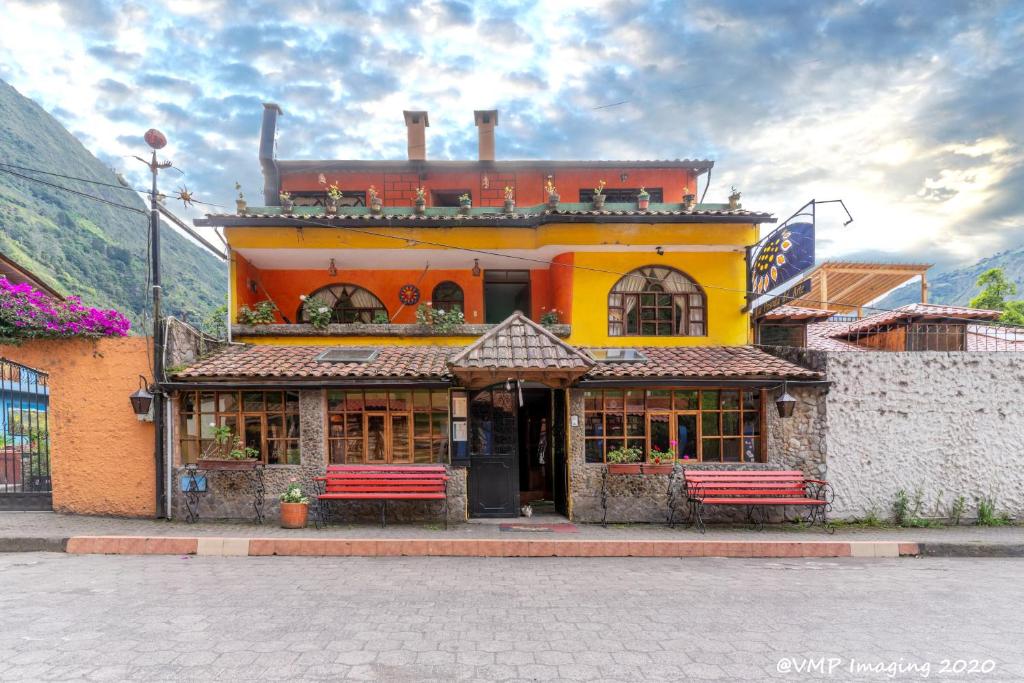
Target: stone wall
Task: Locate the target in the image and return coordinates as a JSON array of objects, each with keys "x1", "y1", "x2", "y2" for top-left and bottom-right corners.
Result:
[
  {"x1": 825, "y1": 352, "x2": 1024, "y2": 521},
  {"x1": 170, "y1": 389, "x2": 467, "y2": 525}
]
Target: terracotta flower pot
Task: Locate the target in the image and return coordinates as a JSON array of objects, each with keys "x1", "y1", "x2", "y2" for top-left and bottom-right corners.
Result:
[
  {"x1": 642, "y1": 463, "x2": 674, "y2": 475},
  {"x1": 593, "y1": 195, "x2": 605, "y2": 210},
  {"x1": 607, "y1": 463, "x2": 641, "y2": 475},
  {"x1": 637, "y1": 197, "x2": 650, "y2": 211},
  {"x1": 280, "y1": 502, "x2": 309, "y2": 529}
]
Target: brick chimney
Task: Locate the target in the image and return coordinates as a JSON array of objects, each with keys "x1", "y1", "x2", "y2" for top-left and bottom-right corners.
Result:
[
  {"x1": 259, "y1": 103, "x2": 283, "y2": 204},
  {"x1": 474, "y1": 110, "x2": 498, "y2": 162},
  {"x1": 403, "y1": 110, "x2": 429, "y2": 161}
]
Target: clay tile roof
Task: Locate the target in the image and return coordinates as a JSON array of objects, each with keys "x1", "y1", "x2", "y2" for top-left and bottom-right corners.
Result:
[
  {"x1": 841, "y1": 303, "x2": 1002, "y2": 336},
  {"x1": 806, "y1": 321, "x2": 866, "y2": 352},
  {"x1": 757, "y1": 305, "x2": 835, "y2": 322},
  {"x1": 448, "y1": 313, "x2": 595, "y2": 371},
  {"x1": 171, "y1": 344, "x2": 453, "y2": 380},
  {"x1": 583, "y1": 346, "x2": 821, "y2": 379}
]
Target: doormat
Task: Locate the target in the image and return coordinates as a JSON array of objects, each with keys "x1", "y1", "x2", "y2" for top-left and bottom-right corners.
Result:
[{"x1": 499, "y1": 523, "x2": 579, "y2": 533}]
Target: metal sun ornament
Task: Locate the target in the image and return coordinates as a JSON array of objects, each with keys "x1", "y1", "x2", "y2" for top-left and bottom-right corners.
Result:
[{"x1": 174, "y1": 185, "x2": 195, "y2": 208}]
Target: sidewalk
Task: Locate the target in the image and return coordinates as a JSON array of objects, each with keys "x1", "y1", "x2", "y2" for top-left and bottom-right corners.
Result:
[{"x1": 2, "y1": 512, "x2": 1021, "y2": 558}]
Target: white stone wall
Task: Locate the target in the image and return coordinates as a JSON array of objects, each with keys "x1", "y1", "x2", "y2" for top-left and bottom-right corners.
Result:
[{"x1": 826, "y1": 352, "x2": 1024, "y2": 520}]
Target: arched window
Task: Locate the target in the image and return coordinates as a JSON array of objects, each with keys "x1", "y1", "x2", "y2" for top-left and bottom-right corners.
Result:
[
  {"x1": 608, "y1": 266, "x2": 706, "y2": 336},
  {"x1": 431, "y1": 281, "x2": 464, "y2": 313},
  {"x1": 300, "y1": 284, "x2": 388, "y2": 324}
]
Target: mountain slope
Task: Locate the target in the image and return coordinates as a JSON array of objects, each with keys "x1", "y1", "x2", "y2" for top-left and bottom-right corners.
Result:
[
  {"x1": 0, "y1": 78, "x2": 223, "y2": 329},
  {"x1": 877, "y1": 247, "x2": 1024, "y2": 309}
]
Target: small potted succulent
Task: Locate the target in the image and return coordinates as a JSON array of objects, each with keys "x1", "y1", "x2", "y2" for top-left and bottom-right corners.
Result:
[
  {"x1": 642, "y1": 440, "x2": 677, "y2": 474},
  {"x1": 458, "y1": 192, "x2": 472, "y2": 215},
  {"x1": 545, "y1": 179, "x2": 559, "y2": 209},
  {"x1": 683, "y1": 193, "x2": 696, "y2": 211},
  {"x1": 279, "y1": 191, "x2": 293, "y2": 213},
  {"x1": 325, "y1": 183, "x2": 343, "y2": 215},
  {"x1": 637, "y1": 187, "x2": 650, "y2": 211},
  {"x1": 197, "y1": 425, "x2": 260, "y2": 470},
  {"x1": 414, "y1": 186, "x2": 427, "y2": 214},
  {"x1": 503, "y1": 185, "x2": 515, "y2": 214},
  {"x1": 592, "y1": 179, "x2": 607, "y2": 210},
  {"x1": 728, "y1": 186, "x2": 742, "y2": 210},
  {"x1": 368, "y1": 185, "x2": 382, "y2": 214},
  {"x1": 235, "y1": 182, "x2": 246, "y2": 215},
  {"x1": 607, "y1": 446, "x2": 642, "y2": 475},
  {"x1": 279, "y1": 479, "x2": 310, "y2": 529}
]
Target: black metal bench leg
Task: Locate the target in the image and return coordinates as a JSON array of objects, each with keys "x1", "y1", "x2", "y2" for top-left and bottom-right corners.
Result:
[
  {"x1": 694, "y1": 502, "x2": 706, "y2": 534},
  {"x1": 380, "y1": 500, "x2": 387, "y2": 528}
]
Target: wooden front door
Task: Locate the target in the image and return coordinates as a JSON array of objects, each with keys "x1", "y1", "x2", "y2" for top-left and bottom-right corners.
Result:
[{"x1": 468, "y1": 387, "x2": 519, "y2": 517}]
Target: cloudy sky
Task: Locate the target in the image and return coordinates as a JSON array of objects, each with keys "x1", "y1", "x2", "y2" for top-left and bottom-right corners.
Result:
[{"x1": 1, "y1": 0, "x2": 1022, "y2": 272}]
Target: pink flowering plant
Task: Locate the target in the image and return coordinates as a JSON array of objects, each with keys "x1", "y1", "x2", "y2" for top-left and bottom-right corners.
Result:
[
  {"x1": 648, "y1": 439, "x2": 678, "y2": 464},
  {"x1": 0, "y1": 276, "x2": 130, "y2": 342}
]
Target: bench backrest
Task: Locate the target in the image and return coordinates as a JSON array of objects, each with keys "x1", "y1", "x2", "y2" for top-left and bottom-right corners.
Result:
[
  {"x1": 321, "y1": 465, "x2": 448, "y2": 495},
  {"x1": 684, "y1": 470, "x2": 809, "y2": 499}
]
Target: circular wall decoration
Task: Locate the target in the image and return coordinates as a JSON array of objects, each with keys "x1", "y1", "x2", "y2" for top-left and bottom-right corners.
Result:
[{"x1": 398, "y1": 284, "x2": 421, "y2": 306}]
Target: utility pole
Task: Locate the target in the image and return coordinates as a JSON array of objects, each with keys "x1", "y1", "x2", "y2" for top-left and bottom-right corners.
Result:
[{"x1": 137, "y1": 129, "x2": 173, "y2": 518}]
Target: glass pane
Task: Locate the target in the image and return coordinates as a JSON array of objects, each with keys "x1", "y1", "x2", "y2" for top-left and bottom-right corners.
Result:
[
  {"x1": 389, "y1": 391, "x2": 410, "y2": 411},
  {"x1": 626, "y1": 413, "x2": 645, "y2": 437},
  {"x1": 285, "y1": 392, "x2": 300, "y2": 410},
  {"x1": 345, "y1": 391, "x2": 364, "y2": 411},
  {"x1": 200, "y1": 419, "x2": 217, "y2": 439},
  {"x1": 200, "y1": 392, "x2": 216, "y2": 414},
  {"x1": 366, "y1": 415, "x2": 386, "y2": 462},
  {"x1": 267, "y1": 440, "x2": 285, "y2": 465},
  {"x1": 722, "y1": 439, "x2": 741, "y2": 463},
  {"x1": 606, "y1": 413, "x2": 624, "y2": 437},
  {"x1": 585, "y1": 413, "x2": 603, "y2": 436},
  {"x1": 431, "y1": 391, "x2": 447, "y2": 410},
  {"x1": 646, "y1": 390, "x2": 670, "y2": 410},
  {"x1": 244, "y1": 416, "x2": 262, "y2": 457},
  {"x1": 676, "y1": 414, "x2": 697, "y2": 460},
  {"x1": 431, "y1": 438, "x2": 447, "y2": 463},
  {"x1": 743, "y1": 410, "x2": 760, "y2": 438},
  {"x1": 674, "y1": 390, "x2": 698, "y2": 410},
  {"x1": 414, "y1": 412, "x2": 431, "y2": 438},
  {"x1": 722, "y1": 412, "x2": 740, "y2": 436},
  {"x1": 265, "y1": 392, "x2": 283, "y2": 411},
  {"x1": 742, "y1": 390, "x2": 758, "y2": 412},
  {"x1": 412, "y1": 391, "x2": 431, "y2": 409},
  {"x1": 640, "y1": 322, "x2": 656, "y2": 335},
  {"x1": 431, "y1": 413, "x2": 447, "y2": 439},
  {"x1": 702, "y1": 412, "x2": 720, "y2": 436},
  {"x1": 702, "y1": 438, "x2": 721, "y2": 462},
  {"x1": 217, "y1": 392, "x2": 238, "y2": 412},
  {"x1": 649, "y1": 413, "x2": 670, "y2": 455},
  {"x1": 626, "y1": 439, "x2": 645, "y2": 454},
  {"x1": 217, "y1": 415, "x2": 239, "y2": 436},
  {"x1": 701, "y1": 390, "x2": 719, "y2": 410},
  {"x1": 584, "y1": 391, "x2": 603, "y2": 411},
  {"x1": 182, "y1": 413, "x2": 197, "y2": 437},
  {"x1": 242, "y1": 392, "x2": 263, "y2": 411},
  {"x1": 266, "y1": 415, "x2": 284, "y2": 440},
  {"x1": 345, "y1": 438, "x2": 364, "y2": 463},
  {"x1": 585, "y1": 439, "x2": 604, "y2": 463},
  {"x1": 326, "y1": 390, "x2": 345, "y2": 412},
  {"x1": 365, "y1": 392, "x2": 387, "y2": 411},
  {"x1": 721, "y1": 391, "x2": 740, "y2": 410},
  {"x1": 328, "y1": 417, "x2": 344, "y2": 439},
  {"x1": 625, "y1": 390, "x2": 644, "y2": 411},
  {"x1": 180, "y1": 392, "x2": 196, "y2": 413},
  {"x1": 329, "y1": 439, "x2": 345, "y2": 464},
  {"x1": 286, "y1": 440, "x2": 300, "y2": 465},
  {"x1": 345, "y1": 414, "x2": 362, "y2": 438},
  {"x1": 414, "y1": 438, "x2": 433, "y2": 463},
  {"x1": 691, "y1": 323, "x2": 705, "y2": 335},
  {"x1": 285, "y1": 415, "x2": 301, "y2": 439},
  {"x1": 604, "y1": 391, "x2": 624, "y2": 410},
  {"x1": 605, "y1": 439, "x2": 623, "y2": 455},
  {"x1": 743, "y1": 436, "x2": 760, "y2": 463},
  {"x1": 391, "y1": 414, "x2": 411, "y2": 463},
  {"x1": 657, "y1": 322, "x2": 672, "y2": 336}
]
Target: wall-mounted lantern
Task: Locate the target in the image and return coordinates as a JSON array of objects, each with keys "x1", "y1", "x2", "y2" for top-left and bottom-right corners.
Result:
[
  {"x1": 472, "y1": 259, "x2": 481, "y2": 277},
  {"x1": 129, "y1": 375, "x2": 154, "y2": 421},
  {"x1": 775, "y1": 382, "x2": 796, "y2": 419}
]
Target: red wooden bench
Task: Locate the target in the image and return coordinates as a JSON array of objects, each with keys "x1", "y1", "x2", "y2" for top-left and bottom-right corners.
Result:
[
  {"x1": 683, "y1": 470, "x2": 834, "y2": 533},
  {"x1": 314, "y1": 464, "x2": 449, "y2": 529}
]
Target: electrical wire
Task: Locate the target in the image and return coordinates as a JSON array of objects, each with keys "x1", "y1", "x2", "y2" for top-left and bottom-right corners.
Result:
[{"x1": 0, "y1": 166, "x2": 147, "y2": 215}]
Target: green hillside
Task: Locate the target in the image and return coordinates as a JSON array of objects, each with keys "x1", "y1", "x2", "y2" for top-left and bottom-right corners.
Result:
[
  {"x1": 0, "y1": 79, "x2": 223, "y2": 330},
  {"x1": 877, "y1": 248, "x2": 1024, "y2": 310}
]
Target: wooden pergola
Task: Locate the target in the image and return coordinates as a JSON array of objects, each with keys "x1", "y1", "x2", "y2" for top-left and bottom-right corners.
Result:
[{"x1": 789, "y1": 262, "x2": 931, "y2": 317}]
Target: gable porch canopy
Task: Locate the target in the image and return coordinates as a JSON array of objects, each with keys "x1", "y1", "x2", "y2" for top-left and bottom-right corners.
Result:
[{"x1": 447, "y1": 312, "x2": 595, "y2": 389}]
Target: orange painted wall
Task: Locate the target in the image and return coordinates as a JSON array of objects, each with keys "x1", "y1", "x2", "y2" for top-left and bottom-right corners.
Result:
[
  {"x1": 0, "y1": 337, "x2": 156, "y2": 517},
  {"x1": 234, "y1": 254, "x2": 557, "y2": 324},
  {"x1": 550, "y1": 253, "x2": 574, "y2": 324},
  {"x1": 281, "y1": 167, "x2": 698, "y2": 207}
]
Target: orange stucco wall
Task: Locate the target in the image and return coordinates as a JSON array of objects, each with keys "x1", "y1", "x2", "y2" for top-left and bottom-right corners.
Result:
[
  {"x1": 281, "y1": 167, "x2": 697, "y2": 207},
  {"x1": 0, "y1": 337, "x2": 155, "y2": 517}
]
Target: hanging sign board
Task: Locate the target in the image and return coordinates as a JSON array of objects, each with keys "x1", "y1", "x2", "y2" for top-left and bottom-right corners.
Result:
[
  {"x1": 748, "y1": 221, "x2": 815, "y2": 298},
  {"x1": 752, "y1": 279, "x2": 812, "y2": 319}
]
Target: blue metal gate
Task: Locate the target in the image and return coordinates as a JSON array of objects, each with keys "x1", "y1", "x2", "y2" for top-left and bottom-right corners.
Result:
[{"x1": 0, "y1": 358, "x2": 51, "y2": 510}]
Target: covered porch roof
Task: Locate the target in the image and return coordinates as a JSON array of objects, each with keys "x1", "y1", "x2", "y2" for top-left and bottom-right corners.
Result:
[{"x1": 789, "y1": 261, "x2": 930, "y2": 315}]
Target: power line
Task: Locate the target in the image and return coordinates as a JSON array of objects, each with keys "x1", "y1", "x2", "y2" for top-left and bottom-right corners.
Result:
[{"x1": 0, "y1": 166, "x2": 147, "y2": 215}]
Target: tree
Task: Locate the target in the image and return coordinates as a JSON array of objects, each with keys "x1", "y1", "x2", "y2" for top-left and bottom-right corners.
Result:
[{"x1": 969, "y1": 267, "x2": 1024, "y2": 325}]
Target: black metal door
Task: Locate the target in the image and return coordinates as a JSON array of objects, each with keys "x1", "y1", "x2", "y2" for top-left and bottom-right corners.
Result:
[
  {"x1": 468, "y1": 387, "x2": 518, "y2": 517},
  {"x1": 0, "y1": 359, "x2": 52, "y2": 510}
]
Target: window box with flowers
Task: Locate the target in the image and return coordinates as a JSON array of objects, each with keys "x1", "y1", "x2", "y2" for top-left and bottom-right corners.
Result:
[
  {"x1": 606, "y1": 446, "x2": 642, "y2": 475},
  {"x1": 196, "y1": 425, "x2": 261, "y2": 470},
  {"x1": 642, "y1": 440, "x2": 676, "y2": 474}
]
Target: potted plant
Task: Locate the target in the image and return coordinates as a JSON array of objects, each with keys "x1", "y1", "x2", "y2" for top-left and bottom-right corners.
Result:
[
  {"x1": 279, "y1": 191, "x2": 293, "y2": 213},
  {"x1": 414, "y1": 187, "x2": 427, "y2": 215},
  {"x1": 637, "y1": 187, "x2": 650, "y2": 211},
  {"x1": 279, "y1": 479, "x2": 310, "y2": 529},
  {"x1": 197, "y1": 425, "x2": 261, "y2": 470},
  {"x1": 368, "y1": 185, "x2": 382, "y2": 214},
  {"x1": 325, "y1": 183, "x2": 343, "y2": 215},
  {"x1": 607, "y1": 446, "x2": 642, "y2": 475},
  {"x1": 503, "y1": 185, "x2": 515, "y2": 214},
  {"x1": 300, "y1": 294, "x2": 332, "y2": 330},
  {"x1": 237, "y1": 300, "x2": 277, "y2": 325},
  {"x1": 235, "y1": 182, "x2": 246, "y2": 215},
  {"x1": 458, "y1": 193, "x2": 472, "y2": 215},
  {"x1": 728, "y1": 186, "x2": 741, "y2": 210},
  {"x1": 372, "y1": 311, "x2": 389, "y2": 324},
  {"x1": 592, "y1": 179, "x2": 607, "y2": 210},
  {"x1": 545, "y1": 179, "x2": 559, "y2": 209},
  {"x1": 539, "y1": 309, "x2": 560, "y2": 328},
  {"x1": 682, "y1": 193, "x2": 696, "y2": 211},
  {"x1": 643, "y1": 440, "x2": 677, "y2": 474}
]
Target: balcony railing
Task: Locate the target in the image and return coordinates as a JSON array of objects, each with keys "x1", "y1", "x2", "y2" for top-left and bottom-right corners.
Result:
[{"x1": 232, "y1": 323, "x2": 572, "y2": 338}]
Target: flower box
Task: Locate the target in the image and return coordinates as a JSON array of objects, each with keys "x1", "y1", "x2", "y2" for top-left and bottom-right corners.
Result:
[
  {"x1": 196, "y1": 458, "x2": 260, "y2": 471},
  {"x1": 641, "y1": 463, "x2": 674, "y2": 475},
  {"x1": 607, "y1": 463, "x2": 641, "y2": 475}
]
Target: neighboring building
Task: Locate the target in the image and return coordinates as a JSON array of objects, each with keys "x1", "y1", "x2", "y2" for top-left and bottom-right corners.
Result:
[
  {"x1": 178, "y1": 105, "x2": 822, "y2": 523},
  {"x1": 0, "y1": 250, "x2": 63, "y2": 300}
]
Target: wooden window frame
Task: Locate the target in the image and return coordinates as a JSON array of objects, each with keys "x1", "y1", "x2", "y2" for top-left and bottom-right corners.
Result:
[
  {"x1": 757, "y1": 323, "x2": 807, "y2": 348},
  {"x1": 299, "y1": 284, "x2": 388, "y2": 324},
  {"x1": 431, "y1": 281, "x2": 465, "y2": 313},
  {"x1": 177, "y1": 390, "x2": 301, "y2": 466},
  {"x1": 579, "y1": 188, "x2": 664, "y2": 203},
  {"x1": 608, "y1": 267, "x2": 707, "y2": 338},
  {"x1": 326, "y1": 389, "x2": 449, "y2": 465}
]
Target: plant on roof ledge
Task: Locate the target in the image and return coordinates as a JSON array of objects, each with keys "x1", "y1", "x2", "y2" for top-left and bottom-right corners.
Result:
[
  {"x1": 279, "y1": 191, "x2": 293, "y2": 213},
  {"x1": 325, "y1": 183, "x2": 343, "y2": 215},
  {"x1": 414, "y1": 186, "x2": 427, "y2": 214},
  {"x1": 416, "y1": 302, "x2": 464, "y2": 333},
  {"x1": 300, "y1": 294, "x2": 332, "y2": 330},
  {"x1": 682, "y1": 191, "x2": 696, "y2": 211},
  {"x1": 593, "y1": 179, "x2": 606, "y2": 210},
  {"x1": 237, "y1": 300, "x2": 277, "y2": 325},
  {"x1": 368, "y1": 185, "x2": 382, "y2": 214},
  {"x1": 235, "y1": 181, "x2": 247, "y2": 215},
  {"x1": 458, "y1": 193, "x2": 472, "y2": 215},
  {"x1": 539, "y1": 309, "x2": 560, "y2": 327},
  {"x1": 503, "y1": 185, "x2": 515, "y2": 214},
  {"x1": 728, "y1": 186, "x2": 742, "y2": 210},
  {"x1": 637, "y1": 186, "x2": 650, "y2": 211},
  {"x1": 544, "y1": 178, "x2": 559, "y2": 208}
]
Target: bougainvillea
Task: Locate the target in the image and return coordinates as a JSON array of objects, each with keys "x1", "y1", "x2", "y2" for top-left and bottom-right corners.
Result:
[{"x1": 0, "y1": 276, "x2": 130, "y2": 341}]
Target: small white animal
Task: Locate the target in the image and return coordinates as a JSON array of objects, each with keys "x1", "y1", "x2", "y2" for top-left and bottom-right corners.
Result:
[{"x1": 520, "y1": 504, "x2": 533, "y2": 518}]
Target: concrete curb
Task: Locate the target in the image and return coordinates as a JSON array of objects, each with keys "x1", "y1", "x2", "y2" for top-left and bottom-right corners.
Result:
[
  {"x1": 0, "y1": 537, "x2": 68, "y2": 553},
  {"x1": 917, "y1": 543, "x2": 1024, "y2": 558},
  {"x1": 59, "y1": 536, "x2": 923, "y2": 559}
]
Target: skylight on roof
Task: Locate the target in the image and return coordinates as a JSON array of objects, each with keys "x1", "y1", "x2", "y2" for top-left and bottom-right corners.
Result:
[
  {"x1": 315, "y1": 348, "x2": 380, "y2": 363},
  {"x1": 587, "y1": 348, "x2": 647, "y2": 363}
]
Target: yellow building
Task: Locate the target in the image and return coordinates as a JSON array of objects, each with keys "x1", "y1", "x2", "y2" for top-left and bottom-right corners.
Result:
[{"x1": 170, "y1": 106, "x2": 820, "y2": 523}]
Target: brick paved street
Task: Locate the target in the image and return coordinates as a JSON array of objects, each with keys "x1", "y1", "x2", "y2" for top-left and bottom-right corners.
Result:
[{"x1": 0, "y1": 554, "x2": 1021, "y2": 681}]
